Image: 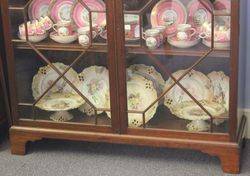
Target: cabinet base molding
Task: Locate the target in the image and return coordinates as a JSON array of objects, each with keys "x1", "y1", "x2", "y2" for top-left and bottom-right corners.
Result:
[{"x1": 9, "y1": 116, "x2": 246, "y2": 174}]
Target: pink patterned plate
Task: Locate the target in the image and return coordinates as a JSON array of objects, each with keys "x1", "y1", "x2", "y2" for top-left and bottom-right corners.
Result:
[
  {"x1": 214, "y1": 0, "x2": 231, "y2": 12},
  {"x1": 28, "y1": 0, "x2": 51, "y2": 20},
  {"x1": 72, "y1": 0, "x2": 106, "y2": 27},
  {"x1": 151, "y1": 0, "x2": 187, "y2": 36},
  {"x1": 49, "y1": 0, "x2": 74, "y2": 22},
  {"x1": 187, "y1": 0, "x2": 213, "y2": 28}
]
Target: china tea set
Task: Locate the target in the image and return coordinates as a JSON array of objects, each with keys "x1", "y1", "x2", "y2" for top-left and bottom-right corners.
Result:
[
  {"x1": 144, "y1": 21, "x2": 230, "y2": 49},
  {"x1": 143, "y1": 23, "x2": 198, "y2": 49},
  {"x1": 18, "y1": 0, "x2": 231, "y2": 49},
  {"x1": 18, "y1": 16, "x2": 105, "y2": 46}
]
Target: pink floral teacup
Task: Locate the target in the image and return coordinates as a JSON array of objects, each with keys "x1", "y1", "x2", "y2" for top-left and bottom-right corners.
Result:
[
  {"x1": 143, "y1": 29, "x2": 163, "y2": 49},
  {"x1": 39, "y1": 16, "x2": 53, "y2": 31},
  {"x1": 53, "y1": 21, "x2": 74, "y2": 36},
  {"x1": 176, "y1": 24, "x2": 196, "y2": 41}
]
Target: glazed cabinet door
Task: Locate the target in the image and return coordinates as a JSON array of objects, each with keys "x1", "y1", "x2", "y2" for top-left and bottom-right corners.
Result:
[
  {"x1": 117, "y1": 0, "x2": 235, "y2": 140},
  {"x1": 2, "y1": 0, "x2": 119, "y2": 133}
]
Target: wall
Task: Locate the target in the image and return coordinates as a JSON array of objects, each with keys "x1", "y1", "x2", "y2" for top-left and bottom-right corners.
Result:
[{"x1": 244, "y1": 0, "x2": 250, "y2": 109}]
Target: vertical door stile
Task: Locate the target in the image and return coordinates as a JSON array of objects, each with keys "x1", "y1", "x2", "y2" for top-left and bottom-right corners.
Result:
[
  {"x1": 106, "y1": 0, "x2": 123, "y2": 133},
  {"x1": 229, "y1": 0, "x2": 240, "y2": 142},
  {"x1": 113, "y1": 0, "x2": 128, "y2": 134}
]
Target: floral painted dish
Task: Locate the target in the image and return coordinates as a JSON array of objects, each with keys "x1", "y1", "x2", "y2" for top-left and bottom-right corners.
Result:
[
  {"x1": 49, "y1": 0, "x2": 74, "y2": 22},
  {"x1": 207, "y1": 71, "x2": 229, "y2": 111},
  {"x1": 28, "y1": 0, "x2": 52, "y2": 20},
  {"x1": 187, "y1": 0, "x2": 213, "y2": 29},
  {"x1": 105, "y1": 74, "x2": 158, "y2": 127},
  {"x1": 186, "y1": 120, "x2": 210, "y2": 132},
  {"x1": 128, "y1": 64, "x2": 165, "y2": 93},
  {"x1": 77, "y1": 66, "x2": 110, "y2": 114},
  {"x1": 170, "y1": 100, "x2": 226, "y2": 121},
  {"x1": 32, "y1": 62, "x2": 79, "y2": 100},
  {"x1": 150, "y1": 0, "x2": 187, "y2": 35},
  {"x1": 126, "y1": 75, "x2": 158, "y2": 127},
  {"x1": 164, "y1": 69, "x2": 213, "y2": 109},
  {"x1": 71, "y1": 0, "x2": 106, "y2": 28},
  {"x1": 167, "y1": 34, "x2": 201, "y2": 48},
  {"x1": 36, "y1": 92, "x2": 85, "y2": 111}
]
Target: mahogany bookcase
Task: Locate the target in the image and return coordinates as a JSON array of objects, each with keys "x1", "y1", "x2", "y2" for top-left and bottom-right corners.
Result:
[{"x1": 0, "y1": 0, "x2": 246, "y2": 173}]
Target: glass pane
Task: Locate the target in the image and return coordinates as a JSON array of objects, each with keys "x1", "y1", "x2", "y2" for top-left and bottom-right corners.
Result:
[
  {"x1": 123, "y1": 0, "x2": 231, "y2": 133},
  {"x1": 8, "y1": 0, "x2": 111, "y2": 126}
]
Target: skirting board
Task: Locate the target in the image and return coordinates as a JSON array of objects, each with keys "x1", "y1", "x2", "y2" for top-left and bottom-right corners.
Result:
[{"x1": 243, "y1": 109, "x2": 250, "y2": 138}]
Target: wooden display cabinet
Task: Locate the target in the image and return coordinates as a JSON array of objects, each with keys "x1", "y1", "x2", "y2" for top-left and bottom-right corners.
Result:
[{"x1": 0, "y1": 0, "x2": 246, "y2": 173}]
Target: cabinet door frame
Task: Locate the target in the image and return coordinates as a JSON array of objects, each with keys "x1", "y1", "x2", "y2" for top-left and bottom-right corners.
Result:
[
  {"x1": 0, "y1": 0, "x2": 121, "y2": 134},
  {"x1": 113, "y1": 0, "x2": 239, "y2": 142}
]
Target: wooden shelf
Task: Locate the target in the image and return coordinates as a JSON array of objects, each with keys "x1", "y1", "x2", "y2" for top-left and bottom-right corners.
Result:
[
  {"x1": 12, "y1": 39, "x2": 230, "y2": 58},
  {"x1": 126, "y1": 42, "x2": 230, "y2": 58},
  {"x1": 12, "y1": 39, "x2": 108, "y2": 52}
]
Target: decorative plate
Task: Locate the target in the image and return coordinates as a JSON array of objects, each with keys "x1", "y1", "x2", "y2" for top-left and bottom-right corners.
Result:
[
  {"x1": 49, "y1": 0, "x2": 74, "y2": 22},
  {"x1": 187, "y1": 0, "x2": 213, "y2": 28},
  {"x1": 214, "y1": 0, "x2": 231, "y2": 12},
  {"x1": 36, "y1": 92, "x2": 85, "y2": 111},
  {"x1": 32, "y1": 62, "x2": 79, "y2": 100},
  {"x1": 126, "y1": 75, "x2": 158, "y2": 127},
  {"x1": 170, "y1": 100, "x2": 226, "y2": 121},
  {"x1": 150, "y1": 0, "x2": 187, "y2": 35},
  {"x1": 77, "y1": 66, "x2": 110, "y2": 114},
  {"x1": 207, "y1": 71, "x2": 229, "y2": 111},
  {"x1": 167, "y1": 34, "x2": 201, "y2": 48},
  {"x1": 128, "y1": 64, "x2": 165, "y2": 94},
  {"x1": 71, "y1": 0, "x2": 106, "y2": 27},
  {"x1": 164, "y1": 69, "x2": 213, "y2": 109},
  {"x1": 28, "y1": 0, "x2": 52, "y2": 20}
]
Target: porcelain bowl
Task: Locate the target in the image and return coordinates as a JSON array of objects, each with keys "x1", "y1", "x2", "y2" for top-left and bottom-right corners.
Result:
[
  {"x1": 18, "y1": 32, "x2": 48, "y2": 43},
  {"x1": 50, "y1": 32, "x2": 78, "y2": 44},
  {"x1": 167, "y1": 35, "x2": 201, "y2": 48}
]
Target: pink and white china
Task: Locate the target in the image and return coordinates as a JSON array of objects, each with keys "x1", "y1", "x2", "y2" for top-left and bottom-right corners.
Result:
[
  {"x1": 52, "y1": 21, "x2": 74, "y2": 36},
  {"x1": 187, "y1": 0, "x2": 213, "y2": 29},
  {"x1": 50, "y1": 31, "x2": 78, "y2": 43},
  {"x1": 71, "y1": 0, "x2": 106, "y2": 28},
  {"x1": 176, "y1": 24, "x2": 196, "y2": 41},
  {"x1": 124, "y1": 14, "x2": 140, "y2": 40},
  {"x1": 214, "y1": 0, "x2": 231, "y2": 12},
  {"x1": 167, "y1": 34, "x2": 201, "y2": 48},
  {"x1": 28, "y1": 0, "x2": 51, "y2": 20},
  {"x1": 49, "y1": 0, "x2": 74, "y2": 22},
  {"x1": 199, "y1": 22, "x2": 230, "y2": 49},
  {"x1": 153, "y1": 25, "x2": 167, "y2": 41},
  {"x1": 18, "y1": 32, "x2": 48, "y2": 43},
  {"x1": 18, "y1": 21, "x2": 48, "y2": 42},
  {"x1": 143, "y1": 29, "x2": 163, "y2": 49},
  {"x1": 77, "y1": 26, "x2": 97, "y2": 46},
  {"x1": 150, "y1": 0, "x2": 187, "y2": 36},
  {"x1": 39, "y1": 16, "x2": 54, "y2": 30}
]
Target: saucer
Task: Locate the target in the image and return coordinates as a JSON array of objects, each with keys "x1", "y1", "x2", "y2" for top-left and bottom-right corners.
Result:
[
  {"x1": 167, "y1": 35, "x2": 201, "y2": 48},
  {"x1": 18, "y1": 33, "x2": 48, "y2": 43},
  {"x1": 50, "y1": 32, "x2": 78, "y2": 44}
]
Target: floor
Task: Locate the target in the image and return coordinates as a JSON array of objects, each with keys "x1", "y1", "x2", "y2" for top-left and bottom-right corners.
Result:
[{"x1": 0, "y1": 139, "x2": 249, "y2": 176}]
